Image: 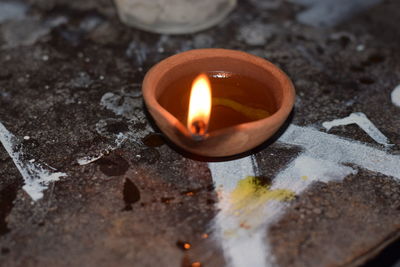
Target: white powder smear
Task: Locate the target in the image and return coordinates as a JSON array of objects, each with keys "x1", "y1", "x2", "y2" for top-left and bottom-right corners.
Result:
[
  {"x1": 0, "y1": 122, "x2": 67, "y2": 201},
  {"x1": 272, "y1": 154, "x2": 357, "y2": 193},
  {"x1": 322, "y1": 112, "x2": 392, "y2": 147},
  {"x1": 279, "y1": 125, "x2": 400, "y2": 179}
]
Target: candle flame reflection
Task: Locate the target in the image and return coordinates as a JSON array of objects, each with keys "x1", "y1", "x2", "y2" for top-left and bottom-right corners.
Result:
[{"x1": 187, "y1": 73, "x2": 212, "y2": 137}]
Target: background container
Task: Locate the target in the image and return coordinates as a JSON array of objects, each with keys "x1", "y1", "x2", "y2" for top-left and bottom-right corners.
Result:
[{"x1": 114, "y1": 0, "x2": 237, "y2": 34}]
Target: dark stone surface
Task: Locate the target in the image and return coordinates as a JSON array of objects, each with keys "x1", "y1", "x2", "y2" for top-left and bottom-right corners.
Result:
[
  {"x1": 269, "y1": 171, "x2": 400, "y2": 267},
  {"x1": 0, "y1": 0, "x2": 399, "y2": 266}
]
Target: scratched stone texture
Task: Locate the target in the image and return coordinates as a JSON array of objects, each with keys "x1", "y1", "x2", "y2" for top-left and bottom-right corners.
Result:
[{"x1": 0, "y1": 0, "x2": 400, "y2": 267}]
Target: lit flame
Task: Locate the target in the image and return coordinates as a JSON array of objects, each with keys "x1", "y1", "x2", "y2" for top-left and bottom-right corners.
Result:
[{"x1": 187, "y1": 73, "x2": 212, "y2": 136}]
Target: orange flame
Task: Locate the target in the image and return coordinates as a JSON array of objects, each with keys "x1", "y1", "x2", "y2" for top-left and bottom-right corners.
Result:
[{"x1": 187, "y1": 74, "x2": 212, "y2": 136}]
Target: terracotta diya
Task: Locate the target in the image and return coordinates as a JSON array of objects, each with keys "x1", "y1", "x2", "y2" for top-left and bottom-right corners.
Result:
[{"x1": 142, "y1": 49, "x2": 295, "y2": 157}]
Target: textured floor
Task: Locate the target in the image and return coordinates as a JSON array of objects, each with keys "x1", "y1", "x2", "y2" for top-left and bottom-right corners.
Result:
[{"x1": 0, "y1": 0, "x2": 400, "y2": 266}]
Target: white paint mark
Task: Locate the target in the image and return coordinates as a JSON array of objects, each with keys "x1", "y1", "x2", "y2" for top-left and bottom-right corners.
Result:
[
  {"x1": 261, "y1": 154, "x2": 357, "y2": 266},
  {"x1": 237, "y1": 23, "x2": 277, "y2": 46},
  {"x1": 79, "y1": 14, "x2": 103, "y2": 32},
  {"x1": 99, "y1": 91, "x2": 152, "y2": 139},
  {"x1": 2, "y1": 18, "x2": 52, "y2": 48},
  {"x1": 391, "y1": 84, "x2": 400, "y2": 107},
  {"x1": 293, "y1": 0, "x2": 382, "y2": 27},
  {"x1": 356, "y1": 44, "x2": 365, "y2": 51},
  {"x1": 209, "y1": 157, "x2": 256, "y2": 192},
  {"x1": 322, "y1": 112, "x2": 393, "y2": 147},
  {"x1": 193, "y1": 33, "x2": 214, "y2": 49},
  {"x1": 100, "y1": 91, "x2": 142, "y2": 119},
  {"x1": 0, "y1": 2, "x2": 27, "y2": 23},
  {"x1": 23, "y1": 135, "x2": 30, "y2": 140},
  {"x1": 45, "y1": 15, "x2": 68, "y2": 28},
  {"x1": 0, "y1": 122, "x2": 66, "y2": 201},
  {"x1": 209, "y1": 153, "x2": 359, "y2": 267},
  {"x1": 126, "y1": 40, "x2": 148, "y2": 66},
  {"x1": 77, "y1": 154, "x2": 103, "y2": 165},
  {"x1": 77, "y1": 133, "x2": 128, "y2": 165},
  {"x1": 209, "y1": 156, "x2": 270, "y2": 267},
  {"x1": 271, "y1": 154, "x2": 357, "y2": 194},
  {"x1": 79, "y1": 91, "x2": 153, "y2": 165},
  {"x1": 210, "y1": 123, "x2": 400, "y2": 267},
  {"x1": 68, "y1": 72, "x2": 92, "y2": 89},
  {"x1": 279, "y1": 125, "x2": 400, "y2": 179}
]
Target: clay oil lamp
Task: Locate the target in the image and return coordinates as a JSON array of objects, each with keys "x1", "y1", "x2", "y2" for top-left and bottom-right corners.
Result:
[{"x1": 142, "y1": 49, "x2": 295, "y2": 157}]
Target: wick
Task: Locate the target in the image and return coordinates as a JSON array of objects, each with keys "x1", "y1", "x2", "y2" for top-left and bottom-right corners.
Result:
[
  {"x1": 190, "y1": 120, "x2": 207, "y2": 140},
  {"x1": 191, "y1": 120, "x2": 206, "y2": 135}
]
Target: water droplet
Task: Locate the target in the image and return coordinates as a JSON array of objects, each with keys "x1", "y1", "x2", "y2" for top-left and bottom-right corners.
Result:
[
  {"x1": 1, "y1": 247, "x2": 10, "y2": 255},
  {"x1": 96, "y1": 154, "x2": 129, "y2": 176},
  {"x1": 142, "y1": 133, "x2": 165, "y2": 147},
  {"x1": 123, "y1": 178, "x2": 140, "y2": 211}
]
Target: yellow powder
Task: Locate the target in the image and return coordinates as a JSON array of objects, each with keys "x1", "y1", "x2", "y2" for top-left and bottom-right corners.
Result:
[
  {"x1": 301, "y1": 175, "x2": 308, "y2": 181},
  {"x1": 230, "y1": 176, "x2": 295, "y2": 211}
]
